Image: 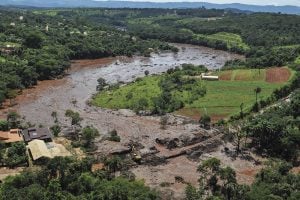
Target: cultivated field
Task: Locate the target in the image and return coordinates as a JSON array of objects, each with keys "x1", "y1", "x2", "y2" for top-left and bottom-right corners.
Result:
[{"x1": 93, "y1": 67, "x2": 294, "y2": 121}]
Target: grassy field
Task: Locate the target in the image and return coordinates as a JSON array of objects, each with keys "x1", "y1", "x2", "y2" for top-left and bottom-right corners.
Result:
[
  {"x1": 93, "y1": 76, "x2": 162, "y2": 110},
  {"x1": 195, "y1": 32, "x2": 250, "y2": 52},
  {"x1": 33, "y1": 10, "x2": 59, "y2": 16},
  {"x1": 93, "y1": 68, "x2": 293, "y2": 121}
]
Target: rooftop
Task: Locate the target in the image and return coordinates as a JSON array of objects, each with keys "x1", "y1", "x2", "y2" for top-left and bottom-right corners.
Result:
[{"x1": 22, "y1": 128, "x2": 52, "y2": 143}]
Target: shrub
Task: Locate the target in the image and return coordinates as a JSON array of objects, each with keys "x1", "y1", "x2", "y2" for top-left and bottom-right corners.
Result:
[
  {"x1": 50, "y1": 124, "x2": 61, "y2": 137},
  {"x1": 108, "y1": 129, "x2": 121, "y2": 142}
]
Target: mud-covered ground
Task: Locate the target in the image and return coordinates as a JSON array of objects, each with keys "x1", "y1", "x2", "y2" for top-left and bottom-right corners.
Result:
[{"x1": 0, "y1": 44, "x2": 255, "y2": 199}]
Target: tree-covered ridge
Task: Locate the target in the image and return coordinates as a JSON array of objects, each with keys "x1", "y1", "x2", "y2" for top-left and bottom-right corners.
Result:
[
  {"x1": 0, "y1": 8, "x2": 174, "y2": 106},
  {"x1": 244, "y1": 89, "x2": 300, "y2": 162},
  {"x1": 0, "y1": 157, "x2": 159, "y2": 200},
  {"x1": 186, "y1": 158, "x2": 300, "y2": 200},
  {"x1": 127, "y1": 12, "x2": 300, "y2": 67}
]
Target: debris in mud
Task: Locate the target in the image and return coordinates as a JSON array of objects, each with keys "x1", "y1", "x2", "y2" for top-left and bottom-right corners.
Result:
[{"x1": 142, "y1": 154, "x2": 167, "y2": 166}]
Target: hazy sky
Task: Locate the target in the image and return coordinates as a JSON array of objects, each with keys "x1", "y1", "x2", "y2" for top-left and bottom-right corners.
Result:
[{"x1": 103, "y1": 0, "x2": 300, "y2": 6}]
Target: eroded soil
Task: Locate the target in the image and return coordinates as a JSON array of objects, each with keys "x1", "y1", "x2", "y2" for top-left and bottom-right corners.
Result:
[{"x1": 266, "y1": 67, "x2": 291, "y2": 83}]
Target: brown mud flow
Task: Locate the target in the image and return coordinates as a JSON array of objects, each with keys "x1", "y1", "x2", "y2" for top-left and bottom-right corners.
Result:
[
  {"x1": 0, "y1": 44, "x2": 248, "y2": 199},
  {"x1": 0, "y1": 43, "x2": 243, "y2": 124}
]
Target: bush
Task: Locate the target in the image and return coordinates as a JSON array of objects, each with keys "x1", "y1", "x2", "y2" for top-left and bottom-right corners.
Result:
[
  {"x1": 199, "y1": 114, "x2": 211, "y2": 129},
  {"x1": 108, "y1": 129, "x2": 121, "y2": 142},
  {"x1": 0, "y1": 120, "x2": 9, "y2": 131},
  {"x1": 4, "y1": 142, "x2": 28, "y2": 168},
  {"x1": 50, "y1": 124, "x2": 61, "y2": 137}
]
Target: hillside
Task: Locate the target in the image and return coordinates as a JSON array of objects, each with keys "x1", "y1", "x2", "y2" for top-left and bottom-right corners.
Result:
[{"x1": 1, "y1": 0, "x2": 300, "y2": 14}]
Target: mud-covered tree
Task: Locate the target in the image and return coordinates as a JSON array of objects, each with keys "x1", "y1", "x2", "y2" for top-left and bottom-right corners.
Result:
[
  {"x1": 50, "y1": 124, "x2": 61, "y2": 137},
  {"x1": 51, "y1": 111, "x2": 58, "y2": 123},
  {"x1": 199, "y1": 114, "x2": 211, "y2": 129},
  {"x1": 96, "y1": 77, "x2": 107, "y2": 91},
  {"x1": 104, "y1": 156, "x2": 123, "y2": 174},
  {"x1": 188, "y1": 158, "x2": 245, "y2": 200},
  {"x1": 107, "y1": 129, "x2": 121, "y2": 142},
  {"x1": 81, "y1": 125, "x2": 99, "y2": 149},
  {"x1": 6, "y1": 111, "x2": 21, "y2": 129},
  {"x1": 65, "y1": 109, "x2": 82, "y2": 126},
  {"x1": 160, "y1": 115, "x2": 168, "y2": 130}
]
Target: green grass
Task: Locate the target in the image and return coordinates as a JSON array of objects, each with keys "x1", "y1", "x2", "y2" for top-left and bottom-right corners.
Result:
[
  {"x1": 194, "y1": 32, "x2": 250, "y2": 52},
  {"x1": 93, "y1": 76, "x2": 161, "y2": 110},
  {"x1": 93, "y1": 68, "x2": 293, "y2": 120},
  {"x1": 295, "y1": 56, "x2": 300, "y2": 64},
  {"x1": 0, "y1": 42, "x2": 21, "y2": 48},
  {"x1": 0, "y1": 57, "x2": 5, "y2": 63},
  {"x1": 33, "y1": 10, "x2": 59, "y2": 16},
  {"x1": 178, "y1": 80, "x2": 282, "y2": 119}
]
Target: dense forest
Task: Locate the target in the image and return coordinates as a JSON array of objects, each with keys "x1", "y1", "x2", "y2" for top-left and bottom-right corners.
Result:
[{"x1": 0, "y1": 157, "x2": 159, "y2": 200}]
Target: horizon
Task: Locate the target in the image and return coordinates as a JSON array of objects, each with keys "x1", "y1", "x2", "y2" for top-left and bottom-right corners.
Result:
[{"x1": 94, "y1": 0, "x2": 300, "y2": 7}]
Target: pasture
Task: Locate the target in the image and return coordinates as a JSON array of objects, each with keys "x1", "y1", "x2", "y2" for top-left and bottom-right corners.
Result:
[{"x1": 93, "y1": 67, "x2": 294, "y2": 121}]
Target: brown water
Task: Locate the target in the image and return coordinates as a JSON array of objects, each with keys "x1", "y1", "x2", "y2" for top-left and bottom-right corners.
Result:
[{"x1": 1, "y1": 43, "x2": 243, "y2": 127}]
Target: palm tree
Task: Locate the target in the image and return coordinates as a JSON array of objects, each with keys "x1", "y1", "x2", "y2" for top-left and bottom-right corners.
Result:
[{"x1": 254, "y1": 87, "x2": 262, "y2": 104}]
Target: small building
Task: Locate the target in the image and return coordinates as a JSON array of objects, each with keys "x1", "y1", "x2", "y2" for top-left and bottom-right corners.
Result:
[
  {"x1": 0, "y1": 129, "x2": 23, "y2": 144},
  {"x1": 201, "y1": 73, "x2": 219, "y2": 81},
  {"x1": 27, "y1": 139, "x2": 53, "y2": 160},
  {"x1": 22, "y1": 128, "x2": 53, "y2": 143},
  {"x1": 27, "y1": 139, "x2": 71, "y2": 161}
]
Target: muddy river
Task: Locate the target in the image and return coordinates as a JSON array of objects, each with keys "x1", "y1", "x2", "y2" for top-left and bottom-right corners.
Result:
[{"x1": 0, "y1": 43, "x2": 243, "y2": 126}]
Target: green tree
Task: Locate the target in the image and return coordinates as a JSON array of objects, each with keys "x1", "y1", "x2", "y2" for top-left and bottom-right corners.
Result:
[
  {"x1": 254, "y1": 87, "x2": 262, "y2": 104},
  {"x1": 96, "y1": 77, "x2": 107, "y2": 91},
  {"x1": 4, "y1": 142, "x2": 27, "y2": 168},
  {"x1": 6, "y1": 111, "x2": 21, "y2": 128},
  {"x1": 24, "y1": 32, "x2": 44, "y2": 49},
  {"x1": 104, "y1": 156, "x2": 123, "y2": 174},
  {"x1": 81, "y1": 126, "x2": 99, "y2": 148},
  {"x1": 65, "y1": 110, "x2": 82, "y2": 126},
  {"x1": 50, "y1": 124, "x2": 61, "y2": 137},
  {"x1": 199, "y1": 114, "x2": 211, "y2": 129}
]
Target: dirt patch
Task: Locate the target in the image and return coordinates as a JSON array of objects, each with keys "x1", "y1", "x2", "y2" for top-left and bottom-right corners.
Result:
[
  {"x1": 210, "y1": 114, "x2": 228, "y2": 122},
  {"x1": 176, "y1": 108, "x2": 228, "y2": 123},
  {"x1": 291, "y1": 167, "x2": 300, "y2": 174},
  {"x1": 0, "y1": 167, "x2": 24, "y2": 181},
  {"x1": 175, "y1": 108, "x2": 201, "y2": 120},
  {"x1": 266, "y1": 67, "x2": 291, "y2": 83},
  {"x1": 201, "y1": 143, "x2": 265, "y2": 185},
  {"x1": 131, "y1": 156, "x2": 199, "y2": 200},
  {"x1": 70, "y1": 57, "x2": 116, "y2": 72},
  {"x1": 219, "y1": 70, "x2": 233, "y2": 81},
  {"x1": 54, "y1": 137, "x2": 85, "y2": 159}
]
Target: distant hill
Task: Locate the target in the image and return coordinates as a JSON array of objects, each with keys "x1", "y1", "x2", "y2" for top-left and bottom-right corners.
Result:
[{"x1": 1, "y1": 0, "x2": 300, "y2": 14}]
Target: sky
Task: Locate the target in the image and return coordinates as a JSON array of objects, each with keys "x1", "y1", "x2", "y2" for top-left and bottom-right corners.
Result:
[{"x1": 98, "y1": 0, "x2": 300, "y2": 6}]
